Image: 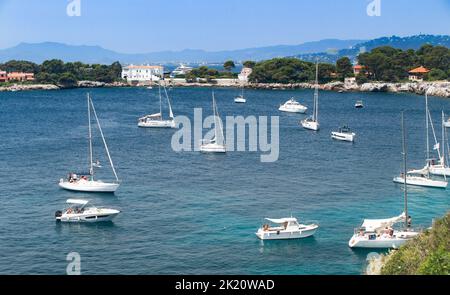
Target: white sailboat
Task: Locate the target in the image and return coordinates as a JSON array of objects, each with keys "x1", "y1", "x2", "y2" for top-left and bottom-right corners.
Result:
[
  {"x1": 301, "y1": 61, "x2": 319, "y2": 131},
  {"x1": 200, "y1": 92, "x2": 226, "y2": 153},
  {"x1": 350, "y1": 113, "x2": 420, "y2": 249},
  {"x1": 234, "y1": 86, "x2": 246, "y2": 103},
  {"x1": 138, "y1": 82, "x2": 176, "y2": 128},
  {"x1": 59, "y1": 94, "x2": 120, "y2": 193},
  {"x1": 407, "y1": 91, "x2": 450, "y2": 177}
]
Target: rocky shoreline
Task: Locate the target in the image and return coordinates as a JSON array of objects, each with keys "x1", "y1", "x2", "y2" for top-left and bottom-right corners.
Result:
[{"x1": 1, "y1": 80, "x2": 449, "y2": 98}]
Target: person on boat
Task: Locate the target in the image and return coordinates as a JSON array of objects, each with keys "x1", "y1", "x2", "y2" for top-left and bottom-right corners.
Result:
[
  {"x1": 407, "y1": 216, "x2": 412, "y2": 228},
  {"x1": 283, "y1": 221, "x2": 288, "y2": 230},
  {"x1": 263, "y1": 224, "x2": 269, "y2": 231},
  {"x1": 388, "y1": 228, "x2": 394, "y2": 237}
]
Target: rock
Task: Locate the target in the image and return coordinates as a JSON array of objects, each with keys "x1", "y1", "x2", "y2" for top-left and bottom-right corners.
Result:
[{"x1": 0, "y1": 84, "x2": 59, "y2": 91}]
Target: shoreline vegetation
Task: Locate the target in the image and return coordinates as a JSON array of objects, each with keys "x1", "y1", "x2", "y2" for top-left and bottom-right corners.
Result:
[
  {"x1": 366, "y1": 212, "x2": 449, "y2": 275},
  {"x1": 1, "y1": 44, "x2": 449, "y2": 97}
]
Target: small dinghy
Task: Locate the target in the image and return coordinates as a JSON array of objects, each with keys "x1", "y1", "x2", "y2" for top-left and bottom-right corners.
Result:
[
  {"x1": 55, "y1": 199, "x2": 120, "y2": 223},
  {"x1": 331, "y1": 125, "x2": 356, "y2": 142},
  {"x1": 355, "y1": 100, "x2": 364, "y2": 108},
  {"x1": 279, "y1": 98, "x2": 307, "y2": 113},
  {"x1": 256, "y1": 217, "x2": 318, "y2": 240}
]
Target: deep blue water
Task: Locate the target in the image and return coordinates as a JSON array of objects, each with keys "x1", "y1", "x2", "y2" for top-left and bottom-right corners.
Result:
[{"x1": 0, "y1": 87, "x2": 448, "y2": 274}]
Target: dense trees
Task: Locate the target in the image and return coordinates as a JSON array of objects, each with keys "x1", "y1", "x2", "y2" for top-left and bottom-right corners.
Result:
[
  {"x1": 242, "y1": 60, "x2": 256, "y2": 69},
  {"x1": 0, "y1": 59, "x2": 123, "y2": 86},
  {"x1": 336, "y1": 57, "x2": 354, "y2": 79},
  {"x1": 223, "y1": 60, "x2": 235, "y2": 71}
]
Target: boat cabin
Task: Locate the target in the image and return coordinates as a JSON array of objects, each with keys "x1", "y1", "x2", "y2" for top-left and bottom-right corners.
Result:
[{"x1": 263, "y1": 218, "x2": 300, "y2": 231}]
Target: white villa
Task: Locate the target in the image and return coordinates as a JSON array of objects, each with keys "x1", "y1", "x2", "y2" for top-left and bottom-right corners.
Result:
[
  {"x1": 121, "y1": 65, "x2": 164, "y2": 83},
  {"x1": 238, "y1": 67, "x2": 253, "y2": 82}
]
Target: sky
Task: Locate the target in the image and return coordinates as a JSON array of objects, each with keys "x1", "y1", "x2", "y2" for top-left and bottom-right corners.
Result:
[{"x1": 0, "y1": 0, "x2": 449, "y2": 53}]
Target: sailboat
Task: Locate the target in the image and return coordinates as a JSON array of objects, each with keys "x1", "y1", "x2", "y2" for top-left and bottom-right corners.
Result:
[
  {"x1": 59, "y1": 94, "x2": 120, "y2": 193},
  {"x1": 349, "y1": 112, "x2": 420, "y2": 248},
  {"x1": 234, "y1": 86, "x2": 246, "y2": 103},
  {"x1": 200, "y1": 91, "x2": 226, "y2": 153},
  {"x1": 301, "y1": 61, "x2": 319, "y2": 131},
  {"x1": 407, "y1": 91, "x2": 450, "y2": 177},
  {"x1": 138, "y1": 82, "x2": 176, "y2": 128}
]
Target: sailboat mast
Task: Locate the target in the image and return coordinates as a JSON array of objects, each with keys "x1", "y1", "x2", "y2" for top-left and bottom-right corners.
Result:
[
  {"x1": 442, "y1": 111, "x2": 445, "y2": 167},
  {"x1": 89, "y1": 96, "x2": 120, "y2": 182},
  {"x1": 87, "y1": 93, "x2": 94, "y2": 178},
  {"x1": 401, "y1": 112, "x2": 408, "y2": 229},
  {"x1": 314, "y1": 60, "x2": 319, "y2": 122},
  {"x1": 158, "y1": 82, "x2": 163, "y2": 118},
  {"x1": 212, "y1": 91, "x2": 218, "y2": 141},
  {"x1": 426, "y1": 93, "x2": 430, "y2": 161}
]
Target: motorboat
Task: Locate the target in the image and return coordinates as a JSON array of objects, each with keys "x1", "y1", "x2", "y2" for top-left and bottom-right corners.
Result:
[
  {"x1": 256, "y1": 217, "x2": 319, "y2": 240},
  {"x1": 279, "y1": 98, "x2": 307, "y2": 113},
  {"x1": 200, "y1": 92, "x2": 226, "y2": 153},
  {"x1": 138, "y1": 82, "x2": 176, "y2": 128},
  {"x1": 355, "y1": 100, "x2": 364, "y2": 108},
  {"x1": 301, "y1": 61, "x2": 319, "y2": 131},
  {"x1": 55, "y1": 199, "x2": 120, "y2": 223},
  {"x1": 59, "y1": 94, "x2": 120, "y2": 193},
  {"x1": 331, "y1": 125, "x2": 356, "y2": 142},
  {"x1": 348, "y1": 213, "x2": 419, "y2": 248},
  {"x1": 350, "y1": 112, "x2": 420, "y2": 248}
]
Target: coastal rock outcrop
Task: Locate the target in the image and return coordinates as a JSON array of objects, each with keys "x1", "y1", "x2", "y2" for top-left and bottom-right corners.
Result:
[{"x1": 0, "y1": 84, "x2": 60, "y2": 92}]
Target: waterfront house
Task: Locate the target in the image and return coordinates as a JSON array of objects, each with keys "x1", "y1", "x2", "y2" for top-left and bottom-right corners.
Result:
[
  {"x1": 408, "y1": 66, "x2": 430, "y2": 82},
  {"x1": 353, "y1": 65, "x2": 365, "y2": 76},
  {"x1": 238, "y1": 67, "x2": 253, "y2": 82},
  {"x1": 0, "y1": 70, "x2": 7, "y2": 83},
  {"x1": 121, "y1": 65, "x2": 164, "y2": 84},
  {"x1": 7, "y1": 72, "x2": 35, "y2": 82}
]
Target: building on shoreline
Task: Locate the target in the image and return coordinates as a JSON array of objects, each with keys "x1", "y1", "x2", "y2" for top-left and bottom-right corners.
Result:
[
  {"x1": 121, "y1": 65, "x2": 164, "y2": 84},
  {"x1": 238, "y1": 67, "x2": 253, "y2": 82},
  {"x1": 6, "y1": 72, "x2": 35, "y2": 82},
  {"x1": 0, "y1": 70, "x2": 6, "y2": 83},
  {"x1": 409, "y1": 66, "x2": 430, "y2": 82}
]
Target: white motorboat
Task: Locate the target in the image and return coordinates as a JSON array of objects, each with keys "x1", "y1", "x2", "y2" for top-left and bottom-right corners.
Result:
[
  {"x1": 234, "y1": 87, "x2": 246, "y2": 103},
  {"x1": 55, "y1": 199, "x2": 120, "y2": 223},
  {"x1": 256, "y1": 217, "x2": 318, "y2": 240},
  {"x1": 350, "y1": 112, "x2": 420, "y2": 249},
  {"x1": 279, "y1": 98, "x2": 307, "y2": 113},
  {"x1": 393, "y1": 173, "x2": 447, "y2": 189},
  {"x1": 408, "y1": 92, "x2": 450, "y2": 177},
  {"x1": 331, "y1": 125, "x2": 356, "y2": 142},
  {"x1": 301, "y1": 61, "x2": 320, "y2": 131},
  {"x1": 200, "y1": 92, "x2": 226, "y2": 153},
  {"x1": 138, "y1": 82, "x2": 176, "y2": 128},
  {"x1": 444, "y1": 118, "x2": 450, "y2": 128},
  {"x1": 59, "y1": 94, "x2": 120, "y2": 193},
  {"x1": 355, "y1": 100, "x2": 364, "y2": 108}
]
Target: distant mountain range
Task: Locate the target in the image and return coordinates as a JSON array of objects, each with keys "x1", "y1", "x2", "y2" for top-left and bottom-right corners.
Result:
[
  {"x1": 0, "y1": 39, "x2": 365, "y2": 64},
  {"x1": 296, "y1": 34, "x2": 450, "y2": 63},
  {"x1": 0, "y1": 34, "x2": 448, "y2": 65}
]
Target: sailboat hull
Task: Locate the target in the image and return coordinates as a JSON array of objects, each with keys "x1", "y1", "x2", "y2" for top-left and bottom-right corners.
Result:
[
  {"x1": 348, "y1": 231, "x2": 419, "y2": 249},
  {"x1": 393, "y1": 176, "x2": 447, "y2": 189},
  {"x1": 200, "y1": 143, "x2": 226, "y2": 153},
  {"x1": 138, "y1": 119, "x2": 176, "y2": 128},
  {"x1": 301, "y1": 120, "x2": 319, "y2": 131},
  {"x1": 59, "y1": 179, "x2": 120, "y2": 193},
  {"x1": 234, "y1": 97, "x2": 246, "y2": 103}
]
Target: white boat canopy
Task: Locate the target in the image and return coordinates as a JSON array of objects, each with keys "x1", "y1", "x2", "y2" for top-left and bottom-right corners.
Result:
[
  {"x1": 361, "y1": 213, "x2": 405, "y2": 232},
  {"x1": 266, "y1": 217, "x2": 297, "y2": 224},
  {"x1": 66, "y1": 199, "x2": 89, "y2": 205}
]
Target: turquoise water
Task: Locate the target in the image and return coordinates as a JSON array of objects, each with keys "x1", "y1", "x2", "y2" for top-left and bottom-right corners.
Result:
[{"x1": 0, "y1": 87, "x2": 448, "y2": 274}]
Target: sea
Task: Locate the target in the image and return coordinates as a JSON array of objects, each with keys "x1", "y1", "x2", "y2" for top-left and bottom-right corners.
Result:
[{"x1": 0, "y1": 86, "x2": 448, "y2": 274}]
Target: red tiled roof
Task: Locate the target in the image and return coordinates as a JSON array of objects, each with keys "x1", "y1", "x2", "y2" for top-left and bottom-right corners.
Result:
[{"x1": 409, "y1": 66, "x2": 430, "y2": 74}]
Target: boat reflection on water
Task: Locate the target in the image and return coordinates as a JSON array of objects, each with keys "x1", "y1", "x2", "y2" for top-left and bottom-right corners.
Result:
[{"x1": 257, "y1": 235, "x2": 319, "y2": 255}]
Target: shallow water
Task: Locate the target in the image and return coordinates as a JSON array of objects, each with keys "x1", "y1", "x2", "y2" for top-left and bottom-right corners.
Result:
[{"x1": 0, "y1": 87, "x2": 448, "y2": 274}]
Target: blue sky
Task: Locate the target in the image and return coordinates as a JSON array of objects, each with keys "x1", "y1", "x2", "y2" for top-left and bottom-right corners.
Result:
[{"x1": 0, "y1": 0, "x2": 449, "y2": 53}]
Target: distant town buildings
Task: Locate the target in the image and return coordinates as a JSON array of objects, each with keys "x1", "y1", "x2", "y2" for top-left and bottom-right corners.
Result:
[
  {"x1": 121, "y1": 65, "x2": 164, "y2": 83},
  {"x1": 408, "y1": 66, "x2": 430, "y2": 82},
  {"x1": 0, "y1": 70, "x2": 34, "y2": 83},
  {"x1": 238, "y1": 67, "x2": 253, "y2": 82}
]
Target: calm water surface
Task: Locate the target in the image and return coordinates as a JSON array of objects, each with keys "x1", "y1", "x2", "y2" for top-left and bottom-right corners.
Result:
[{"x1": 0, "y1": 87, "x2": 448, "y2": 274}]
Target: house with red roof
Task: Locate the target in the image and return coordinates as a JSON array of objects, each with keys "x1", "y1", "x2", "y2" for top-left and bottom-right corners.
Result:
[{"x1": 408, "y1": 66, "x2": 430, "y2": 82}]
